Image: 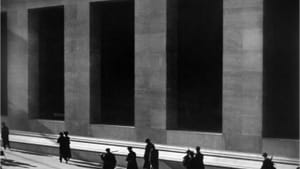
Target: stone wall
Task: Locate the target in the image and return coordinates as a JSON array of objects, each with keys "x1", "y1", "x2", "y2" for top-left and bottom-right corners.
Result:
[{"x1": 1, "y1": 0, "x2": 298, "y2": 158}]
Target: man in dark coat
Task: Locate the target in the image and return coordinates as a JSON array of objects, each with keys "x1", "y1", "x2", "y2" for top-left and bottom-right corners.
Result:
[
  {"x1": 143, "y1": 138, "x2": 155, "y2": 169},
  {"x1": 126, "y1": 146, "x2": 138, "y2": 169},
  {"x1": 183, "y1": 150, "x2": 193, "y2": 169},
  {"x1": 189, "y1": 151, "x2": 196, "y2": 169},
  {"x1": 1, "y1": 122, "x2": 10, "y2": 149},
  {"x1": 261, "y1": 152, "x2": 275, "y2": 169},
  {"x1": 101, "y1": 148, "x2": 117, "y2": 169},
  {"x1": 194, "y1": 146, "x2": 204, "y2": 169},
  {"x1": 64, "y1": 131, "x2": 71, "y2": 162},
  {"x1": 150, "y1": 148, "x2": 159, "y2": 169},
  {"x1": 57, "y1": 132, "x2": 67, "y2": 163}
]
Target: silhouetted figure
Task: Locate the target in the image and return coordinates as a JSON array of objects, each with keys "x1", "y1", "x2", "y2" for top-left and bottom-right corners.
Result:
[
  {"x1": 101, "y1": 148, "x2": 117, "y2": 169},
  {"x1": 64, "y1": 131, "x2": 71, "y2": 162},
  {"x1": 194, "y1": 146, "x2": 204, "y2": 169},
  {"x1": 0, "y1": 148, "x2": 4, "y2": 156},
  {"x1": 189, "y1": 151, "x2": 196, "y2": 169},
  {"x1": 143, "y1": 138, "x2": 155, "y2": 169},
  {"x1": 183, "y1": 150, "x2": 193, "y2": 169},
  {"x1": 261, "y1": 152, "x2": 276, "y2": 169},
  {"x1": 1, "y1": 122, "x2": 10, "y2": 149},
  {"x1": 57, "y1": 132, "x2": 67, "y2": 163},
  {"x1": 126, "y1": 146, "x2": 138, "y2": 169},
  {"x1": 150, "y1": 148, "x2": 159, "y2": 169}
]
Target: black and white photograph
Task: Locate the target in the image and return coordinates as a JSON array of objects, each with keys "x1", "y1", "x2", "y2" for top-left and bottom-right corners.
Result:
[{"x1": 0, "y1": 0, "x2": 299, "y2": 169}]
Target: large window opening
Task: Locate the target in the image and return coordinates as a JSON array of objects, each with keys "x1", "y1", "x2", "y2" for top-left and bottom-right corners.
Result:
[
  {"x1": 1, "y1": 12, "x2": 8, "y2": 116},
  {"x1": 167, "y1": 0, "x2": 223, "y2": 132},
  {"x1": 263, "y1": 0, "x2": 299, "y2": 139},
  {"x1": 28, "y1": 6, "x2": 64, "y2": 120},
  {"x1": 90, "y1": 1, "x2": 134, "y2": 126}
]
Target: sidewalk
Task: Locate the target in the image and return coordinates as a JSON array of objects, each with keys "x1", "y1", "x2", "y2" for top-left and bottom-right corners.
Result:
[{"x1": 1, "y1": 149, "x2": 125, "y2": 169}]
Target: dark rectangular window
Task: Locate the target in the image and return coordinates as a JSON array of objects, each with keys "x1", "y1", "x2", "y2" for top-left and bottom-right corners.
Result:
[
  {"x1": 263, "y1": 0, "x2": 299, "y2": 139},
  {"x1": 90, "y1": 1, "x2": 134, "y2": 126},
  {"x1": 1, "y1": 12, "x2": 8, "y2": 116},
  {"x1": 28, "y1": 6, "x2": 64, "y2": 120},
  {"x1": 167, "y1": 0, "x2": 223, "y2": 132}
]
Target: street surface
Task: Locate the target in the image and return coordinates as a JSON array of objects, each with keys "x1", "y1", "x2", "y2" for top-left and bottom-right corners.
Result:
[{"x1": 1, "y1": 149, "x2": 124, "y2": 169}]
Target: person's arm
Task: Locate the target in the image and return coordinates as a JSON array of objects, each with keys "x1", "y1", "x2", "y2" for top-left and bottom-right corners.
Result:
[
  {"x1": 112, "y1": 155, "x2": 117, "y2": 167},
  {"x1": 126, "y1": 154, "x2": 129, "y2": 161},
  {"x1": 100, "y1": 154, "x2": 105, "y2": 161},
  {"x1": 144, "y1": 145, "x2": 148, "y2": 159},
  {"x1": 183, "y1": 156, "x2": 187, "y2": 166},
  {"x1": 261, "y1": 160, "x2": 266, "y2": 169}
]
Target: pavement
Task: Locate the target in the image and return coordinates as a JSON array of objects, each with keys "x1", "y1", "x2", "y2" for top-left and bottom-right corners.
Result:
[{"x1": 0, "y1": 149, "x2": 125, "y2": 169}]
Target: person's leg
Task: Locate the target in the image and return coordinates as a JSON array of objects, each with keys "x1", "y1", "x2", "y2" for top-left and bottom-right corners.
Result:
[
  {"x1": 67, "y1": 148, "x2": 71, "y2": 161},
  {"x1": 59, "y1": 149, "x2": 63, "y2": 162},
  {"x1": 7, "y1": 140, "x2": 10, "y2": 149},
  {"x1": 143, "y1": 161, "x2": 150, "y2": 169},
  {"x1": 63, "y1": 154, "x2": 68, "y2": 163},
  {"x1": 3, "y1": 140, "x2": 7, "y2": 149},
  {"x1": 64, "y1": 157, "x2": 68, "y2": 163}
]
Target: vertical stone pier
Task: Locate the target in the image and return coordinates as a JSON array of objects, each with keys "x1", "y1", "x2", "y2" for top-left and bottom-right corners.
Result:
[
  {"x1": 135, "y1": 0, "x2": 168, "y2": 143},
  {"x1": 7, "y1": 8, "x2": 29, "y2": 130},
  {"x1": 223, "y1": 0, "x2": 263, "y2": 152},
  {"x1": 65, "y1": 1, "x2": 90, "y2": 136}
]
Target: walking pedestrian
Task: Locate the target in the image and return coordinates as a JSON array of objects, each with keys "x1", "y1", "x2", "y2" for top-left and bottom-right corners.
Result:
[
  {"x1": 189, "y1": 151, "x2": 196, "y2": 169},
  {"x1": 101, "y1": 148, "x2": 117, "y2": 169},
  {"x1": 64, "y1": 131, "x2": 71, "y2": 162},
  {"x1": 183, "y1": 150, "x2": 193, "y2": 169},
  {"x1": 150, "y1": 147, "x2": 159, "y2": 169},
  {"x1": 194, "y1": 146, "x2": 204, "y2": 169},
  {"x1": 126, "y1": 146, "x2": 138, "y2": 169},
  {"x1": 1, "y1": 122, "x2": 10, "y2": 150},
  {"x1": 261, "y1": 152, "x2": 276, "y2": 169},
  {"x1": 143, "y1": 138, "x2": 155, "y2": 169},
  {"x1": 57, "y1": 132, "x2": 67, "y2": 163}
]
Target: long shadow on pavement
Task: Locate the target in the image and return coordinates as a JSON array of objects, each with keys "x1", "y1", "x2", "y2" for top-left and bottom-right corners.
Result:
[
  {"x1": 69, "y1": 159, "x2": 102, "y2": 166},
  {"x1": 1, "y1": 158, "x2": 37, "y2": 168},
  {"x1": 11, "y1": 149, "x2": 50, "y2": 156},
  {"x1": 69, "y1": 159, "x2": 102, "y2": 169},
  {"x1": 69, "y1": 163, "x2": 101, "y2": 169}
]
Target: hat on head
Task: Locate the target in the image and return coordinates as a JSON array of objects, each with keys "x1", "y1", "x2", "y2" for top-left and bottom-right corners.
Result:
[{"x1": 262, "y1": 152, "x2": 268, "y2": 157}]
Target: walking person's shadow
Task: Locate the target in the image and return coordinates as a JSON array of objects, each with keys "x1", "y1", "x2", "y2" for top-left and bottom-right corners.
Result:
[
  {"x1": 1, "y1": 158, "x2": 37, "y2": 168},
  {"x1": 68, "y1": 159, "x2": 103, "y2": 169}
]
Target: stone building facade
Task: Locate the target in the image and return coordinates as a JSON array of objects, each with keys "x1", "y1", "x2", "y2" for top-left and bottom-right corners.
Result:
[{"x1": 1, "y1": 0, "x2": 298, "y2": 159}]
